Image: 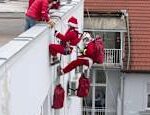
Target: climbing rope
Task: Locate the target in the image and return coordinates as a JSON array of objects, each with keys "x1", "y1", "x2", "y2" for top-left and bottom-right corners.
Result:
[{"x1": 86, "y1": 8, "x2": 96, "y2": 37}]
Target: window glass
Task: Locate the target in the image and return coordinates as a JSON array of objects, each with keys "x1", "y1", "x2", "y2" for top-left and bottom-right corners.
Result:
[
  {"x1": 95, "y1": 70, "x2": 106, "y2": 84},
  {"x1": 147, "y1": 94, "x2": 150, "y2": 108},
  {"x1": 147, "y1": 83, "x2": 150, "y2": 108},
  {"x1": 85, "y1": 31, "x2": 121, "y2": 49},
  {"x1": 83, "y1": 86, "x2": 92, "y2": 107},
  {"x1": 95, "y1": 86, "x2": 106, "y2": 109},
  {"x1": 89, "y1": 69, "x2": 94, "y2": 84}
]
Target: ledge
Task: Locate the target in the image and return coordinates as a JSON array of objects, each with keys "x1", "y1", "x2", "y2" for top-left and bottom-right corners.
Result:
[
  {"x1": 0, "y1": 0, "x2": 82, "y2": 18},
  {"x1": 0, "y1": 0, "x2": 82, "y2": 69},
  {"x1": 139, "y1": 110, "x2": 150, "y2": 115}
]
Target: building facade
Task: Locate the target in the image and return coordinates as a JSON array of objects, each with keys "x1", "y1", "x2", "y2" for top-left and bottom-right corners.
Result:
[{"x1": 84, "y1": 0, "x2": 150, "y2": 115}]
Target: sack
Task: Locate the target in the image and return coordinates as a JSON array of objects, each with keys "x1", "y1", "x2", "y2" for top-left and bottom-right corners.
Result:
[
  {"x1": 93, "y1": 37, "x2": 104, "y2": 64},
  {"x1": 77, "y1": 73, "x2": 90, "y2": 97},
  {"x1": 52, "y1": 84, "x2": 65, "y2": 109}
]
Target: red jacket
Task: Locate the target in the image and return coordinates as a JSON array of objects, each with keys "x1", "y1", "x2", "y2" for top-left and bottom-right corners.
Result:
[
  {"x1": 28, "y1": 0, "x2": 35, "y2": 9},
  {"x1": 56, "y1": 28, "x2": 81, "y2": 46},
  {"x1": 26, "y1": 0, "x2": 49, "y2": 22}
]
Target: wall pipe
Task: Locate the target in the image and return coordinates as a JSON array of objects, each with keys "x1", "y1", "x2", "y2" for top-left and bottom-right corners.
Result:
[
  {"x1": 125, "y1": 11, "x2": 131, "y2": 70},
  {"x1": 120, "y1": 74, "x2": 125, "y2": 115}
]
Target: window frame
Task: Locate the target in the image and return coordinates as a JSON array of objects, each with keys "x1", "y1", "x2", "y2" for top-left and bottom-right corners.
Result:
[{"x1": 146, "y1": 83, "x2": 150, "y2": 109}]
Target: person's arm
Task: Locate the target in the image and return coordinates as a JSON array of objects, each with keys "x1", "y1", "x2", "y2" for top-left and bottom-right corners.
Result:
[
  {"x1": 84, "y1": 42, "x2": 95, "y2": 56},
  {"x1": 55, "y1": 30, "x2": 76, "y2": 42},
  {"x1": 55, "y1": 32, "x2": 67, "y2": 41},
  {"x1": 41, "y1": 0, "x2": 49, "y2": 22},
  {"x1": 28, "y1": 0, "x2": 35, "y2": 9}
]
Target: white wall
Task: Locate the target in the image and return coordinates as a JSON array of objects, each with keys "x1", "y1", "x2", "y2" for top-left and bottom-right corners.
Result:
[
  {"x1": 106, "y1": 69, "x2": 121, "y2": 113},
  {"x1": 0, "y1": 25, "x2": 50, "y2": 115},
  {"x1": 49, "y1": 1, "x2": 84, "y2": 115},
  {"x1": 123, "y1": 73, "x2": 150, "y2": 115},
  {"x1": 0, "y1": 0, "x2": 84, "y2": 115}
]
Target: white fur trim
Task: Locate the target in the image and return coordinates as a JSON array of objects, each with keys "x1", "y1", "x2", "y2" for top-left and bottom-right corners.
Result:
[
  {"x1": 83, "y1": 49, "x2": 87, "y2": 55},
  {"x1": 55, "y1": 31, "x2": 59, "y2": 36},
  {"x1": 68, "y1": 22, "x2": 78, "y2": 28},
  {"x1": 61, "y1": 69, "x2": 64, "y2": 75},
  {"x1": 53, "y1": 1, "x2": 57, "y2": 4}
]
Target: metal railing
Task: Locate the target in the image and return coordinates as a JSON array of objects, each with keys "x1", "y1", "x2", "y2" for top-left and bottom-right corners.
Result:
[
  {"x1": 104, "y1": 49, "x2": 122, "y2": 66},
  {"x1": 82, "y1": 107, "x2": 116, "y2": 115}
]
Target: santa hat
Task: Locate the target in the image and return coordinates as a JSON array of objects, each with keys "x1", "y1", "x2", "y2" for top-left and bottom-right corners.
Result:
[{"x1": 68, "y1": 16, "x2": 78, "y2": 28}]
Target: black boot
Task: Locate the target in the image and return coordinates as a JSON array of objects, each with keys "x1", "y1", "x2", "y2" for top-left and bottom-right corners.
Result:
[{"x1": 50, "y1": 56, "x2": 60, "y2": 65}]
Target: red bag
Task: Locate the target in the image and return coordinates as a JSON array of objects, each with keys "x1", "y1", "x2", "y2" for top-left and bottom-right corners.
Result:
[
  {"x1": 77, "y1": 73, "x2": 90, "y2": 97},
  {"x1": 52, "y1": 84, "x2": 65, "y2": 109},
  {"x1": 93, "y1": 37, "x2": 105, "y2": 64}
]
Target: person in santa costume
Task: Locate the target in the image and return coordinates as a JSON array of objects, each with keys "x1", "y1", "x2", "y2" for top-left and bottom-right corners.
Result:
[
  {"x1": 49, "y1": 16, "x2": 82, "y2": 65},
  {"x1": 57, "y1": 35, "x2": 105, "y2": 76}
]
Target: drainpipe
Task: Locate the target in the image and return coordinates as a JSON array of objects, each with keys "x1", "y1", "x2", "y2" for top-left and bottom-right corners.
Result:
[
  {"x1": 120, "y1": 73, "x2": 125, "y2": 115},
  {"x1": 121, "y1": 10, "x2": 131, "y2": 70},
  {"x1": 124, "y1": 11, "x2": 131, "y2": 70},
  {"x1": 126, "y1": 13, "x2": 131, "y2": 70}
]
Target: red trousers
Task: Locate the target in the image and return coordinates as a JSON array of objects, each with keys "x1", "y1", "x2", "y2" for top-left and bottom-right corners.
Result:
[
  {"x1": 62, "y1": 56, "x2": 90, "y2": 74},
  {"x1": 49, "y1": 44, "x2": 65, "y2": 56}
]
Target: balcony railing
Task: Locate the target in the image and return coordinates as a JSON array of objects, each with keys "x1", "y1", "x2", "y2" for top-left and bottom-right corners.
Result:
[
  {"x1": 82, "y1": 107, "x2": 116, "y2": 115},
  {"x1": 104, "y1": 49, "x2": 122, "y2": 66}
]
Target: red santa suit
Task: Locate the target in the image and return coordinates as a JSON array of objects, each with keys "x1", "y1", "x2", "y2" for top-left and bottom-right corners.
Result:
[
  {"x1": 61, "y1": 37, "x2": 104, "y2": 74},
  {"x1": 49, "y1": 16, "x2": 81, "y2": 56}
]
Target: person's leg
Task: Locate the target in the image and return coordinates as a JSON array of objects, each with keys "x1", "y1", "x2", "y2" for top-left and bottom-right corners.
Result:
[
  {"x1": 62, "y1": 58, "x2": 89, "y2": 74},
  {"x1": 25, "y1": 16, "x2": 30, "y2": 31},
  {"x1": 29, "y1": 17, "x2": 37, "y2": 28},
  {"x1": 49, "y1": 44, "x2": 65, "y2": 56},
  {"x1": 49, "y1": 44, "x2": 66, "y2": 65},
  {"x1": 25, "y1": 16, "x2": 36, "y2": 31}
]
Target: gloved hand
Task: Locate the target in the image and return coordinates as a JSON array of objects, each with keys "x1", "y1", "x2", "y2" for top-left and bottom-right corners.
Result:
[
  {"x1": 79, "y1": 49, "x2": 84, "y2": 54},
  {"x1": 83, "y1": 49, "x2": 87, "y2": 55},
  {"x1": 47, "y1": 19, "x2": 55, "y2": 28}
]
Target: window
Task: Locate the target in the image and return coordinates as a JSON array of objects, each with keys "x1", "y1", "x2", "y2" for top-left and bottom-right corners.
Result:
[
  {"x1": 95, "y1": 86, "x2": 106, "y2": 109},
  {"x1": 95, "y1": 70, "x2": 106, "y2": 84},
  {"x1": 147, "y1": 83, "x2": 150, "y2": 108},
  {"x1": 83, "y1": 69, "x2": 106, "y2": 109},
  {"x1": 85, "y1": 31, "x2": 121, "y2": 49}
]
